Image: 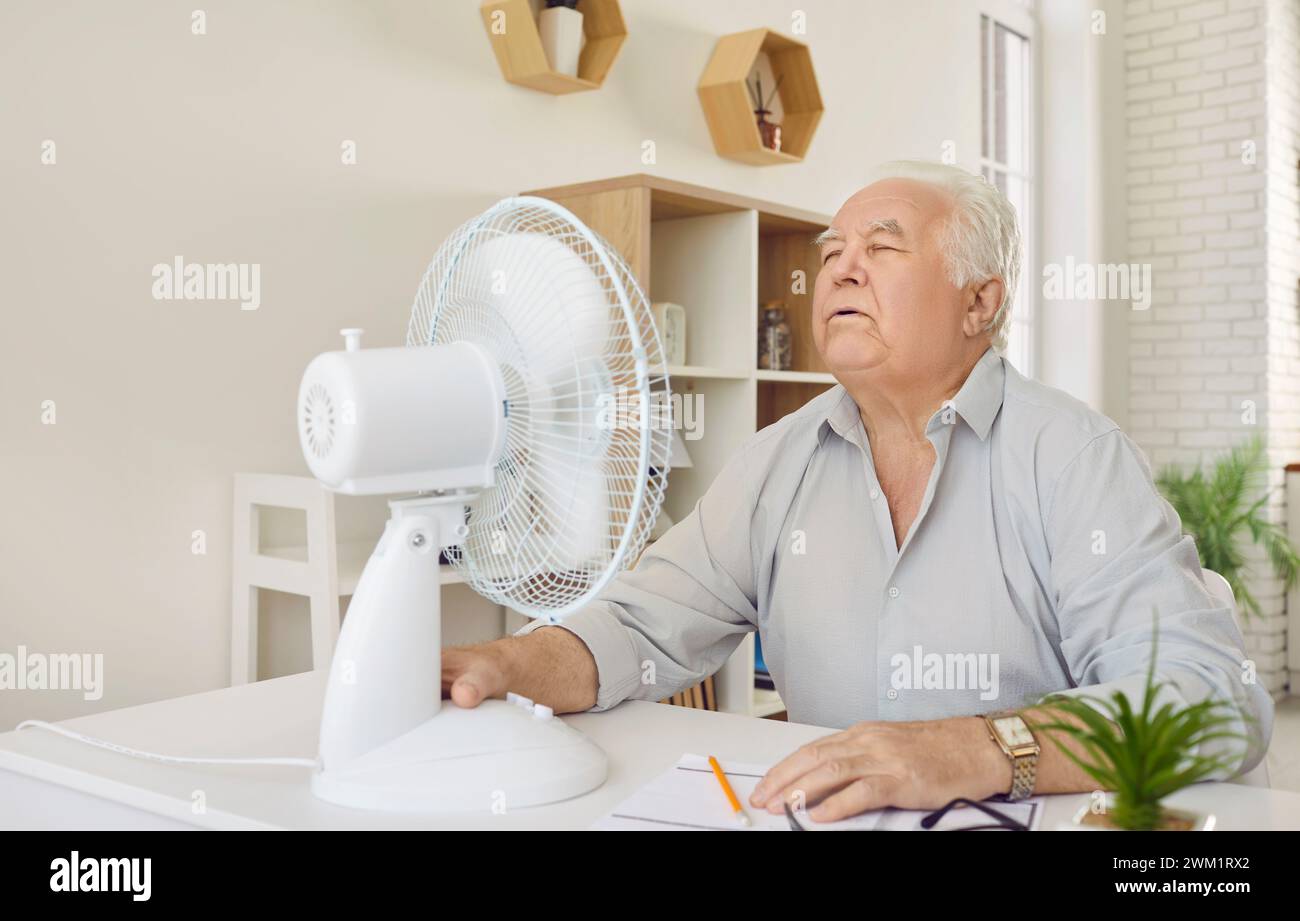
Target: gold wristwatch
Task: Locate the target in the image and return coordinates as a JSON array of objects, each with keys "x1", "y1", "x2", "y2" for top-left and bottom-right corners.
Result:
[{"x1": 983, "y1": 711, "x2": 1040, "y2": 801}]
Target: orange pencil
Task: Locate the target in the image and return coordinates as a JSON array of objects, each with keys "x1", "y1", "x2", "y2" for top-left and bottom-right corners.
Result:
[{"x1": 707, "y1": 755, "x2": 752, "y2": 828}]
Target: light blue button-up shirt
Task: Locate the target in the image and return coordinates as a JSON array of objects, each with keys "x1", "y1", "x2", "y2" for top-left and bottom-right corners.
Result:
[{"x1": 520, "y1": 347, "x2": 1271, "y2": 772}]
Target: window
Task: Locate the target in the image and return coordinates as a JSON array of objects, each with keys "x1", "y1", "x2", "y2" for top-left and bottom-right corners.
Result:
[{"x1": 980, "y1": 14, "x2": 1034, "y2": 377}]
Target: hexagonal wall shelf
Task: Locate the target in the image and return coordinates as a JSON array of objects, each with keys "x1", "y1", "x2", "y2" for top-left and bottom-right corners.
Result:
[
  {"x1": 698, "y1": 28, "x2": 824, "y2": 165},
  {"x1": 480, "y1": 0, "x2": 627, "y2": 95}
]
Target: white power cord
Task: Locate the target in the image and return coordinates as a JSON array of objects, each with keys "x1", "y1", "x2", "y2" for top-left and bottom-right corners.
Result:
[{"x1": 16, "y1": 720, "x2": 320, "y2": 769}]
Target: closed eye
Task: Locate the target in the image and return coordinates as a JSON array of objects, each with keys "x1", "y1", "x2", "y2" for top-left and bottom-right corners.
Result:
[{"x1": 823, "y1": 244, "x2": 902, "y2": 264}]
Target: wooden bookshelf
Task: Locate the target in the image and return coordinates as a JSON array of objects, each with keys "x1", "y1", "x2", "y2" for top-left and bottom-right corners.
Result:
[{"x1": 522, "y1": 174, "x2": 836, "y2": 716}]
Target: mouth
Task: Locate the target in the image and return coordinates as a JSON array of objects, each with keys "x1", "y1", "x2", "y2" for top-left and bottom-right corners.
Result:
[{"x1": 829, "y1": 307, "x2": 869, "y2": 320}]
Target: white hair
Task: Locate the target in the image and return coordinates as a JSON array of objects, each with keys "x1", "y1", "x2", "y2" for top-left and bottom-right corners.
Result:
[{"x1": 864, "y1": 160, "x2": 1022, "y2": 351}]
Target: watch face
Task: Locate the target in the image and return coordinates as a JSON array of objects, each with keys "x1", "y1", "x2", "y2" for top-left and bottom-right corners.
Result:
[{"x1": 993, "y1": 716, "x2": 1034, "y2": 747}]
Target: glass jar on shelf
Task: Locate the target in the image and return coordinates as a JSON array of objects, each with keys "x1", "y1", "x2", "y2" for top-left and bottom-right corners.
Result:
[{"x1": 757, "y1": 301, "x2": 792, "y2": 371}]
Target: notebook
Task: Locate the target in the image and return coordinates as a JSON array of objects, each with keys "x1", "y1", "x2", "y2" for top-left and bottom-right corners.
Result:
[{"x1": 592, "y1": 753, "x2": 1043, "y2": 831}]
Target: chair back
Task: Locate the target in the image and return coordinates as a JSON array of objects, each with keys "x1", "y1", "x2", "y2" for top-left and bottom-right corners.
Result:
[{"x1": 1202, "y1": 569, "x2": 1270, "y2": 788}]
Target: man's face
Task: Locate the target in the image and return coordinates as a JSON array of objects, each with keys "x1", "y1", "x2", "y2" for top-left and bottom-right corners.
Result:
[{"x1": 812, "y1": 178, "x2": 969, "y2": 379}]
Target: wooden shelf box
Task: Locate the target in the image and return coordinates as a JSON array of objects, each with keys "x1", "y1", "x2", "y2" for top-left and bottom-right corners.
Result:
[
  {"x1": 697, "y1": 28, "x2": 824, "y2": 165},
  {"x1": 480, "y1": 0, "x2": 627, "y2": 95}
]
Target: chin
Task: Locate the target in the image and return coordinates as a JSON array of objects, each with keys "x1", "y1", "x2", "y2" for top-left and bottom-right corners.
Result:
[{"x1": 821, "y1": 331, "x2": 887, "y2": 375}]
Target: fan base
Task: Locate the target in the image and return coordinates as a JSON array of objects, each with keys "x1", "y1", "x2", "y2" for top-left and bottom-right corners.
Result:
[{"x1": 311, "y1": 698, "x2": 607, "y2": 813}]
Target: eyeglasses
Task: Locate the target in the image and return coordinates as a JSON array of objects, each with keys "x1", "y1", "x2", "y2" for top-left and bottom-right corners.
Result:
[
  {"x1": 920, "y1": 796, "x2": 1029, "y2": 831},
  {"x1": 783, "y1": 796, "x2": 1028, "y2": 831},
  {"x1": 784, "y1": 802, "x2": 806, "y2": 830}
]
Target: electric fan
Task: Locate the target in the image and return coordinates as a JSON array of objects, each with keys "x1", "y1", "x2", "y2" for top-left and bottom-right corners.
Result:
[{"x1": 295, "y1": 196, "x2": 672, "y2": 812}]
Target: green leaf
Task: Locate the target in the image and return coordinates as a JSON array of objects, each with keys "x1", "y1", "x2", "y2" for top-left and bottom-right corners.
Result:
[
  {"x1": 1033, "y1": 617, "x2": 1250, "y2": 827},
  {"x1": 1154, "y1": 435, "x2": 1298, "y2": 621}
]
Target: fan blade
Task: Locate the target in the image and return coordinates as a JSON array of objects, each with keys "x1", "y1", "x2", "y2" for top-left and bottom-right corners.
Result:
[
  {"x1": 533, "y1": 445, "x2": 610, "y2": 572},
  {"x1": 460, "y1": 232, "x2": 613, "y2": 379}
]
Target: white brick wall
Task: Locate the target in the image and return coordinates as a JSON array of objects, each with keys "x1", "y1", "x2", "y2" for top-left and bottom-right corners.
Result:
[
  {"x1": 1125, "y1": 0, "x2": 1298, "y2": 696},
  {"x1": 1265, "y1": 0, "x2": 1300, "y2": 690}
]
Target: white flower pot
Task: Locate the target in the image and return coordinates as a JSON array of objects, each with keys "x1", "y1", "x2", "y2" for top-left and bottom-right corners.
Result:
[
  {"x1": 1058, "y1": 794, "x2": 1216, "y2": 831},
  {"x1": 538, "y1": 6, "x2": 584, "y2": 78}
]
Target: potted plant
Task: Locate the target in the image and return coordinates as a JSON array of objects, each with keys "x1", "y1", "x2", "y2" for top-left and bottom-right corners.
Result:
[
  {"x1": 1030, "y1": 617, "x2": 1252, "y2": 830},
  {"x1": 1156, "y1": 436, "x2": 1300, "y2": 618},
  {"x1": 747, "y1": 72, "x2": 783, "y2": 151}
]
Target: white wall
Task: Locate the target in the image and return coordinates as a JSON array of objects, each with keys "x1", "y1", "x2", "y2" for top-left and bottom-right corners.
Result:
[
  {"x1": 1038, "y1": 0, "x2": 1110, "y2": 410},
  {"x1": 1029, "y1": 0, "x2": 1135, "y2": 427},
  {"x1": 0, "y1": 0, "x2": 996, "y2": 729},
  {"x1": 1265, "y1": 0, "x2": 1300, "y2": 690},
  {"x1": 1121, "y1": 0, "x2": 1296, "y2": 695}
]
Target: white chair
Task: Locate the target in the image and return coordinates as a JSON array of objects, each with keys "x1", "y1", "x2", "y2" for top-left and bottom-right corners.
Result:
[
  {"x1": 230, "y1": 473, "x2": 467, "y2": 685},
  {"x1": 230, "y1": 473, "x2": 343, "y2": 685},
  {"x1": 1202, "y1": 568, "x2": 1271, "y2": 788}
]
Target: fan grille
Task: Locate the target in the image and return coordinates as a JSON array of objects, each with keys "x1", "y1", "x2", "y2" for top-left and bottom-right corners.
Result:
[{"x1": 408, "y1": 197, "x2": 672, "y2": 620}]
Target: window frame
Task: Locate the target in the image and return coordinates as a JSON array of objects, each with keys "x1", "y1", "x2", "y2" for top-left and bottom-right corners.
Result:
[{"x1": 979, "y1": 4, "x2": 1037, "y2": 379}]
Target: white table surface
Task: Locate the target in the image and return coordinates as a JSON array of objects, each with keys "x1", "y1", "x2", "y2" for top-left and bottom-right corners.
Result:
[{"x1": 3, "y1": 670, "x2": 1299, "y2": 830}]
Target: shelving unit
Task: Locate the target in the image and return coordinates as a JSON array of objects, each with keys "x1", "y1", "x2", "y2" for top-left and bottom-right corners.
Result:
[
  {"x1": 666, "y1": 364, "x2": 749, "y2": 381},
  {"x1": 522, "y1": 174, "x2": 837, "y2": 717},
  {"x1": 258, "y1": 541, "x2": 466, "y2": 594},
  {"x1": 754, "y1": 369, "x2": 836, "y2": 384},
  {"x1": 230, "y1": 473, "x2": 486, "y2": 687},
  {"x1": 753, "y1": 689, "x2": 787, "y2": 719}
]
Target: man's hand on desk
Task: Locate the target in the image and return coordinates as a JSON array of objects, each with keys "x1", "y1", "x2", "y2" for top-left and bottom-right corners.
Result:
[
  {"x1": 441, "y1": 626, "x2": 599, "y2": 714},
  {"x1": 749, "y1": 707, "x2": 1102, "y2": 821},
  {"x1": 748, "y1": 717, "x2": 1009, "y2": 821}
]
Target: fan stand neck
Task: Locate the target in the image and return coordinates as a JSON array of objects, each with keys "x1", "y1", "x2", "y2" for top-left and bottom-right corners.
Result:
[
  {"x1": 311, "y1": 495, "x2": 608, "y2": 813},
  {"x1": 387, "y1": 492, "x2": 474, "y2": 548}
]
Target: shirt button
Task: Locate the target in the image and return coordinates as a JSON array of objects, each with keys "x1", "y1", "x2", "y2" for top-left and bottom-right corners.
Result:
[
  {"x1": 870, "y1": 488, "x2": 880, "y2": 500},
  {"x1": 888, "y1": 586, "x2": 900, "y2": 599}
]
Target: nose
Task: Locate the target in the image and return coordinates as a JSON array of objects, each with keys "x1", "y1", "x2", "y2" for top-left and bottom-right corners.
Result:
[{"x1": 828, "y1": 244, "x2": 868, "y2": 288}]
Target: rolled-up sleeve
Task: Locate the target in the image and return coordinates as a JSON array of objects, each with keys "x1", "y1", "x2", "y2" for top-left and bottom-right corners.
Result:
[
  {"x1": 514, "y1": 449, "x2": 759, "y2": 711},
  {"x1": 1043, "y1": 428, "x2": 1273, "y2": 775}
]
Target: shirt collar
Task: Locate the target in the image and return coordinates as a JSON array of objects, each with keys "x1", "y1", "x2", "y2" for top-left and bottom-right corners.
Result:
[
  {"x1": 820, "y1": 347, "x2": 1006, "y2": 445},
  {"x1": 939, "y1": 346, "x2": 1005, "y2": 441},
  {"x1": 823, "y1": 388, "x2": 863, "y2": 446}
]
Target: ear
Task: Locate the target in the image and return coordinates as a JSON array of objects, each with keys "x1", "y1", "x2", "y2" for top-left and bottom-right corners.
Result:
[{"x1": 963, "y1": 277, "x2": 1004, "y2": 338}]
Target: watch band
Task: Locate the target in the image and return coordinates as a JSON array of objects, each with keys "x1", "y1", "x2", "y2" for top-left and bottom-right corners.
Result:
[{"x1": 1009, "y1": 748, "x2": 1037, "y2": 801}]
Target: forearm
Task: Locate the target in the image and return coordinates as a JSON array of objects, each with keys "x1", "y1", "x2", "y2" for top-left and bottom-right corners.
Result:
[
  {"x1": 960, "y1": 707, "x2": 1103, "y2": 799},
  {"x1": 483, "y1": 625, "x2": 599, "y2": 714},
  {"x1": 1018, "y1": 705, "x2": 1103, "y2": 793}
]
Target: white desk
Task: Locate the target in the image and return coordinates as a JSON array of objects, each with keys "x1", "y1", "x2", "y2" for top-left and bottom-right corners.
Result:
[{"x1": 3, "y1": 671, "x2": 1299, "y2": 830}]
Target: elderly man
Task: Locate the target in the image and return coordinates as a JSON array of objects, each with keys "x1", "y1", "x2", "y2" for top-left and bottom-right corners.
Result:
[{"x1": 443, "y1": 161, "x2": 1271, "y2": 821}]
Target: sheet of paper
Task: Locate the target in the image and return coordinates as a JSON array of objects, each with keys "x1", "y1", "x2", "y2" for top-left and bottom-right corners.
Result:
[{"x1": 591, "y1": 753, "x2": 1042, "y2": 831}]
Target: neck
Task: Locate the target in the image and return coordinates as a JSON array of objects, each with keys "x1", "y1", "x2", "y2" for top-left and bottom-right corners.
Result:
[{"x1": 844, "y1": 346, "x2": 988, "y2": 448}]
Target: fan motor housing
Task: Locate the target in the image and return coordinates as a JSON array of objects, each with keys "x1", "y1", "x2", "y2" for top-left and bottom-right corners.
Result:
[{"x1": 297, "y1": 340, "x2": 507, "y2": 495}]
